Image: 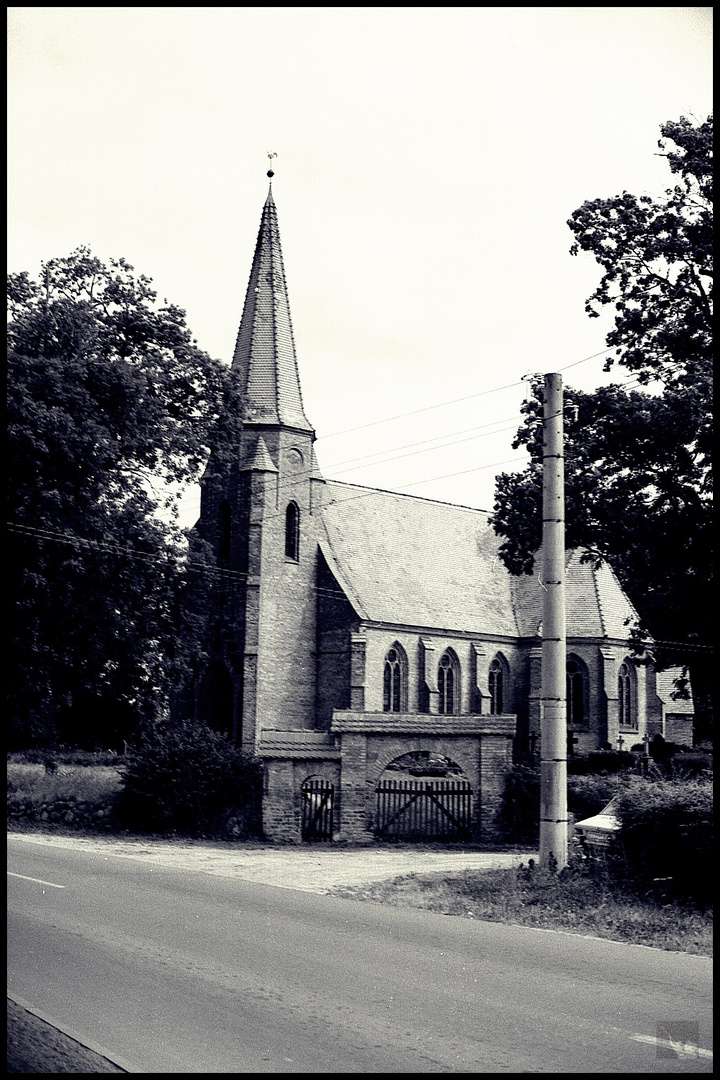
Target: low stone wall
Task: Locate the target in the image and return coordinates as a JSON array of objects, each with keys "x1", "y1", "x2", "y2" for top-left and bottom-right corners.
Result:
[{"x1": 7, "y1": 795, "x2": 117, "y2": 830}]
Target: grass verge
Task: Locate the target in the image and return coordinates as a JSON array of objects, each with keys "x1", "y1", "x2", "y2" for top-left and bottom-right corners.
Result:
[
  {"x1": 7, "y1": 762, "x2": 124, "y2": 805},
  {"x1": 331, "y1": 861, "x2": 713, "y2": 956}
]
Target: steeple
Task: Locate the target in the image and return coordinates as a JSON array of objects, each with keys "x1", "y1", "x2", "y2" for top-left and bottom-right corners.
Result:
[{"x1": 232, "y1": 186, "x2": 313, "y2": 433}]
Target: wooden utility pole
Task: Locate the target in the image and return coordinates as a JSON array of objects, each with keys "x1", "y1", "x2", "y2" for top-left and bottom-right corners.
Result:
[{"x1": 539, "y1": 372, "x2": 569, "y2": 870}]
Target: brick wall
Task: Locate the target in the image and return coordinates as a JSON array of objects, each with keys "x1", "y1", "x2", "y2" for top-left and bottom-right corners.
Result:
[
  {"x1": 262, "y1": 757, "x2": 341, "y2": 843},
  {"x1": 329, "y1": 713, "x2": 516, "y2": 843}
]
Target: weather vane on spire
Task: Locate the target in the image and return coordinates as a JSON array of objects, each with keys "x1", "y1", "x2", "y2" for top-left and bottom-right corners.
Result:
[{"x1": 267, "y1": 151, "x2": 277, "y2": 179}]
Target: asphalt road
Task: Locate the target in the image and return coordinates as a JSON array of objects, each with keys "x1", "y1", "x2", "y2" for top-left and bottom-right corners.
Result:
[{"x1": 7, "y1": 837, "x2": 713, "y2": 1073}]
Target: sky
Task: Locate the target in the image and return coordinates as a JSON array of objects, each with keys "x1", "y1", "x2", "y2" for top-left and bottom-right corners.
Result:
[{"x1": 7, "y1": 7, "x2": 713, "y2": 526}]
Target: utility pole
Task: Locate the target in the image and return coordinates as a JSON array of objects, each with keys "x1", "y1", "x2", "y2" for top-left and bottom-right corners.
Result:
[{"x1": 539, "y1": 372, "x2": 568, "y2": 870}]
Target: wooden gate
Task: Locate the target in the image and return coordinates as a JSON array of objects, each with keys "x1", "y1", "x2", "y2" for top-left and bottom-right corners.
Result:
[
  {"x1": 301, "y1": 778, "x2": 334, "y2": 842},
  {"x1": 375, "y1": 779, "x2": 472, "y2": 841}
]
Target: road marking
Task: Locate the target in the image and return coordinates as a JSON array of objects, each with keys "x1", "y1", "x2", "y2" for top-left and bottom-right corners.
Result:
[
  {"x1": 7, "y1": 871, "x2": 66, "y2": 889},
  {"x1": 629, "y1": 1033, "x2": 713, "y2": 1061}
]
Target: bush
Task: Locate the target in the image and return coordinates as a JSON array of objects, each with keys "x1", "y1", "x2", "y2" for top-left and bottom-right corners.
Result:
[
  {"x1": 116, "y1": 720, "x2": 263, "y2": 838},
  {"x1": 658, "y1": 752, "x2": 713, "y2": 779},
  {"x1": 566, "y1": 773, "x2": 620, "y2": 822},
  {"x1": 615, "y1": 775, "x2": 713, "y2": 905},
  {"x1": 497, "y1": 764, "x2": 624, "y2": 843},
  {"x1": 495, "y1": 764, "x2": 540, "y2": 843},
  {"x1": 570, "y1": 750, "x2": 638, "y2": 775}
]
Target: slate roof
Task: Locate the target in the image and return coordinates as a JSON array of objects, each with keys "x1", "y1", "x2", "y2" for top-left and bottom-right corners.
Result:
[
  {"x1": 512, "y1": 548, "x2": 640, "y2": 640},
  {"x1": 231, "y1": 189, "x2": 313, "y2": 432},
  {"x1": 320, "y1": 481, "x2": 639, "y2": 641},
  {"x1": 320, "y1": 481, "x2": 519, "y2": 636},
  {"x1": 654, "y1": 669, "x2": 695, "y2": 713},
  {"x1": 256, "y1": 730, "x2": 341, "y2": 758}
]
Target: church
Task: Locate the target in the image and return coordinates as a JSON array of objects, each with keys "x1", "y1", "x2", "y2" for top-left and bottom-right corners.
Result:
[{"x1": 181, "y1": 183, "x2": 693, "y2": 843}]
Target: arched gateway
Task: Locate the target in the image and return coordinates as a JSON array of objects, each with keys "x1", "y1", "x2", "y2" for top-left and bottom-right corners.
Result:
[
  {"x1": 326, "y1": 713, "x2": 515, "y2": 844},
  {"x1": 376, "y1": 752, "x2": 472, "y2": 840}
]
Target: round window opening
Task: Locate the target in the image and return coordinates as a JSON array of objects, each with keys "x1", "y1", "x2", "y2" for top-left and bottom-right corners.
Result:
[{"x1": 382, "y1": 750, "x2": 465, "y2": 780}]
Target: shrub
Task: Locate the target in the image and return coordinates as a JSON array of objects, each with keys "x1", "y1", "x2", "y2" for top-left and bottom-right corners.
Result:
[
  {"x1": 116, "y1": 719, "x2": 263, "y2": 837},
  {"x1": 495, "y1": 764, "x2": 540, "y2": 843},
  {"x1": 660, "y1": 752, "x2": 713, "y2": 779},
  {"x1": 566, "y1": 773, "x2": 620, "y2": 822},
  {"x1": 497, "y1": 764, "x2": 625, "y2": 842},
  {"x1": 615, "y1": 775, "x2": 713, "y2": 905},
  {"x1": 570, "y1": 750, "x2": 638, "y2": 775}
]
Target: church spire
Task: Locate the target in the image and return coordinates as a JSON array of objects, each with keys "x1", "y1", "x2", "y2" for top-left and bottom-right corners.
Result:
[{"x1": 232, "y1": 179, "x2": 313, "y2": 434}]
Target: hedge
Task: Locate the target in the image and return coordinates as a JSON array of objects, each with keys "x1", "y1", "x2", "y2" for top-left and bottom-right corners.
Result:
[{"x1": 115, "y1": 719, "x2": 263, "y2": 838}]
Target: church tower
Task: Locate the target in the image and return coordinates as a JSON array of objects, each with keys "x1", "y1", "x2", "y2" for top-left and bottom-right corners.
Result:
[{"x1": 194, "y1": 183, "x2": 325, "y2": 754}]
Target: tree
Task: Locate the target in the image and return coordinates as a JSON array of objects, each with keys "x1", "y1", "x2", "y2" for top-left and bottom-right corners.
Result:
[
  {"x1": 7, "y1": 248, "x2": 241, "y2": 748},
  {"x1": 492, "y1": 116, "x2": 713, "y2": 733}
]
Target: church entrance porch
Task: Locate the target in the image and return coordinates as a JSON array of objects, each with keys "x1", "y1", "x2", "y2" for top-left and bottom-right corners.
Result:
[
  {"x1": 256, "y1": 715, "x2": 515, "y2": 844},
  {"x1": 330, "y1": 712, "x2": 516, "y2": 845}
]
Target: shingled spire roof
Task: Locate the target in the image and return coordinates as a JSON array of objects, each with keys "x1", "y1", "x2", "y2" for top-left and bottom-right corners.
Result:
[{"x1": 232, "y1": 187, "x2": 313, "y2": 432}]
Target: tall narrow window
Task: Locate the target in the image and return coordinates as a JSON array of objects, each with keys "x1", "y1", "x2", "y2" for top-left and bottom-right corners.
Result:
[
  {"x1": 618, "y1": 662, "x2": 635, "y2": 728},
  {"x1": 383, "y1": 648, "x2": 403, "y2": 712},
  {"x1": 285, "y1": 501, "x2": 299, "y2": 561},
  {"x1": 489, "y1": 657, "x2": 505, "y2": 714},
  {"x1": 566, "y1": 658, "x2": 585, "y2": 726},
  {"x1": 438, "y1": 651, "x2": 457, "y2": 715}
]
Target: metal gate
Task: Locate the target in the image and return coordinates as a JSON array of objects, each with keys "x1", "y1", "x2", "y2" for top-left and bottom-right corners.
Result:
[
  {"x1": 301, "y1": 778, "x2": 334, "y2": 842},
  {"x1": 375, "y1": 779, "x2": 472, "y2": 841}
]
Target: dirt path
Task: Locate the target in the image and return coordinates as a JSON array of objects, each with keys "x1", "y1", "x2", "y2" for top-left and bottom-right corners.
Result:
[{"x1": 9, "y1": 830, "x2": 533, "y2": 890}]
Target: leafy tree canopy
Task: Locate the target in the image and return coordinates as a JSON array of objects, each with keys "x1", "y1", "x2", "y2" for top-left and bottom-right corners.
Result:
[
  {"x1": 492, "y1": 116, "x2": 712, "y2": 726},
  {"x1": 7, "y1": 248, "x2": 241, "y2": 748}
]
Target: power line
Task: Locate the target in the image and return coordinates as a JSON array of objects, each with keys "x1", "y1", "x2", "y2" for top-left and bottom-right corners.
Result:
[
  {"x1": 317, "y1": 378, "x2": 525, "y2": 440},
  {"x1": 181, "y1": 376, "x2": 646, "y2": 516},
  {"x1": 147, "y1": 358, "x2": 647, "y2": 522},
  {"x1": 317, "y1": 346, "x2": 617, "y2": 442},
  {"x1": 645, "y1": 639, "x2": 713, "y2": 654},
  {"x1": 10, "y1": 521, "x2": 712, "y2": 659},
  {"x1": 322, "y1": 421, "x2": 522, "y2": 479},
  {"x1": 7, "y1": 521, "x2": 246, "y2": 582}
]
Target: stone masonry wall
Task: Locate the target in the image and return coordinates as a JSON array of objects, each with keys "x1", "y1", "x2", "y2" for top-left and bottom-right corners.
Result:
[
  {"x1": 328, "y1": 713, "x2": 516, "y2": 844},
  {"x1": 262, "y1": 757, "x2": 341, "y2": 843}
]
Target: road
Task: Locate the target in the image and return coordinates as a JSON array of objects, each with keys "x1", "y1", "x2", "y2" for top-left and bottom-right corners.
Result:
[{"x1": 7, "y1": 836, "x2": 713, "y2": 1073}]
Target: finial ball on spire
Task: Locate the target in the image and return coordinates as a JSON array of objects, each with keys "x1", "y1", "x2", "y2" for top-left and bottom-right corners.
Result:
[
  {"x1": 267, "y1": 170, "x2": 274, "y2": 178},
  {"x1": 267, "y1": 152, "x2": 277, "y2": 180}
]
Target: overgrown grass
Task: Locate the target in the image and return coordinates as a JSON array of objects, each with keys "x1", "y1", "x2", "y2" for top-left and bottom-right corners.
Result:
[
  {"x1": 8, "y1": 748, "x2": 124, "y2": 767},
  {"x1": 7, "y1": 762, "x2": 124, "y2": 805},
  {"x1": 331, "y1": 859, "x2": 713, "y2": 956}
]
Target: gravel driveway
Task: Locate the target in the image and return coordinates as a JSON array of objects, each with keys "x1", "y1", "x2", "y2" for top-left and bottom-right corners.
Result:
[{"x1": 10, "y1": 830, "x2": 535, "y2": 892}]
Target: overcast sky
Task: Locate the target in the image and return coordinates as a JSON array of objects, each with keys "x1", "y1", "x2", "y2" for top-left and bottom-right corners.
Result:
[{"x1": 8, "y1": 7, "x2": 713, "y2": 524}]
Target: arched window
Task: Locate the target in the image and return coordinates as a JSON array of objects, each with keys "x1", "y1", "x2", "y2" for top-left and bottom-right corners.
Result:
[
  {"x1": 566, "y1": 657, "x2": 586, "y2": 727},
  {"x1": 488, "y1": 656, "x2": 507, "y2": 715},
  {"x1": 438, "y1": 651, "x2": 459, "y2": 715},
  {"x1": 618, "y1": 662, "x2": 636, "y2": 728},
  {"x1": 285, "y1": 501, "x2": 299, "y2": 561},
  {"x1": 383, "y1": 646, "x2": 406, "y2": 713},
  {"x1": 218, "y1": 500, "x2": 231, "y2": 561}
]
